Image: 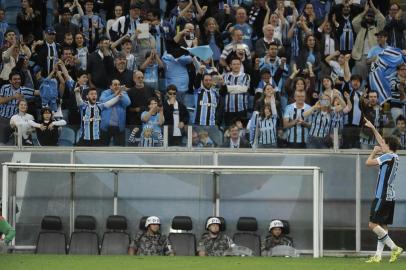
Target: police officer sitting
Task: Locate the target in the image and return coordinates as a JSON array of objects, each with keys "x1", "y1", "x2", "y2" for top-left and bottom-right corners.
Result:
[
  {"x1": 261, "y1": 219, "x2": 294, "y2": 256},
  {"x1": 128, "y1": 216, "x2": 173, "y2": 256},
  {"x1": 197, "y1": 217, "x2": 234, "y2": 256}
]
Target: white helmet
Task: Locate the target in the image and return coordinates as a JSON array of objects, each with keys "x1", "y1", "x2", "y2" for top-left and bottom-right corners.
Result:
[
  {"x1": 206, "y1": 217, "x2": 221, "y2": 229},
  {"x1": 145, "y1": 216, "x2": 161, "y2": 228},
  {"x1": 269, "y1": 220, "x2": 284, "y2": 231}
]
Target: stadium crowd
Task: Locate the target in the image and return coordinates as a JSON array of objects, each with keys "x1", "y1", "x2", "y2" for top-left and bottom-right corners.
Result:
[{"x1": 0, "y1": 0, "x2": 405, "y2": 149}]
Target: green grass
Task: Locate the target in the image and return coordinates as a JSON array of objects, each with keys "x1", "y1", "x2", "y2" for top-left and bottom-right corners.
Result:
[{"x1": 0, "y1": 255, "x2": 406, "y2": 270}]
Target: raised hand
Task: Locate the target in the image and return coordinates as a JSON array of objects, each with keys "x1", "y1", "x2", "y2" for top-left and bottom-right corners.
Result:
[{"x1": 364, "y1": 117, "x2": 374, "y2": 129}]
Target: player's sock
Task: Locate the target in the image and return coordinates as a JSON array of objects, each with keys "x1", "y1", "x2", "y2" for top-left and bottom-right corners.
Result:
[
  {"x1": 376, "y1": 239, "x2": 384, "y2": 257},
  {"x1": 373, "y1": 226, "x2": 397, "y2": 250}
]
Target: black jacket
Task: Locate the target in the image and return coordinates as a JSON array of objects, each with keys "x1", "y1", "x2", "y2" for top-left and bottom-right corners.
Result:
[
  {"x1": 31, "y1": 43, "x2": 61, "y2": 77},
  {"x1": 87, "y1": 51, "x2": 114, "y2": 90},
  {"x1": 163, "y1": 99, "x2": 189, "y2": 136}
]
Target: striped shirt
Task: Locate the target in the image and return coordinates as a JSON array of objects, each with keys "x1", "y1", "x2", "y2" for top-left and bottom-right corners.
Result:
[
  {"x1": 375, "y1": 153, "x2": 398, "y2": 201},
  {"x1": 342, "y1": 84, "x2": 364, "y2": 126},
  {"x1": 309, "y1": 111, "x2": 332, "y2": 138},
  {"x1": 331, "y1": 109, "x2": 346, "y2": 131},
  {"x1": 389, "y1": 74, "x2": 405, "y2": 108},
  {"x1": 339, "y1": 18, "x2": 354, "y2": 52},
  {"x1": 371, "y1": 47, "x2": 406, "y2": 77},
  {"x1": 194, "y1": 87, "x2": 219, "y2": 126},
  {"x1": 283, "y1": 103, "x2": 311, "y2": 144},
  {"x1": 223, "y1": 72, "x2": 250, "y2": 113},
  {"x1": 258, "y1": 115, "x2": 278, "y2": 145},
  {"x1": 220, "y1": 42, "x2": 251, "y2": 61},
  {"x1": 0, "y1": 84, "x2": 35, "y2": 119},
  {"x1": 392, "y1": 129, "x2": 406, "y2": 150}
]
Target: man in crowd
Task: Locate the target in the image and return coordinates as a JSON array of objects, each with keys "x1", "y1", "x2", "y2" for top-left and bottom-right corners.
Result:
[
  {"x1": 283, "y1": 90, "x2": 311, "y2": 148},
  {"x1": 99, "y1": 79, "x2": 131, "y2": 146}
]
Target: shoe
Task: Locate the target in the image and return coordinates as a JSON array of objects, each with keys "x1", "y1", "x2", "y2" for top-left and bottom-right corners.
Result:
[
  {"x1": 365, "y1": 255, "x2": 382, "y2": 263},
  {"x1": 389, "y1": 246, "x2": 403, "y2": 263}
]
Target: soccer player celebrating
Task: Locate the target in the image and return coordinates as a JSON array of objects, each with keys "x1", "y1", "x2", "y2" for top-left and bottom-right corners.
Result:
[{"x1": 364, "y1": 117, "x2": 403, "y2": 263}]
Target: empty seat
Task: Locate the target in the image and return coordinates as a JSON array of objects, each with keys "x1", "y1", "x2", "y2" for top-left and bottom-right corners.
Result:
[
  {"x1": 69, "y1": 215, "x2": 99, "y2": 255},
  {"x1": 138, "y1": 216, "x2": 149, "y2": 231},
  {"x1": 168, "y1": 216, "x2": 196, "y2": 256},
  {"x1": 35, "y1": 216, "x2": 67, "y2": 254},
  {"x1": 100, "y1": 215, "x2": 130, "y2": 255},
  {"x1": 233, "y1": 217, "x2": 261, "y2": 256},
  {"x1": 58, "y1": 127, "x2": 76, "y2": 146}
]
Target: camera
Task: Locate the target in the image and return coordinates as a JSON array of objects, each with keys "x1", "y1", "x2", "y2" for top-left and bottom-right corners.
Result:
[
  {"x1": 185, "y1": 32, "x2": 195, "y2": 40},
  {"x1": 320, "y1": 100, "x2": 330, "y2": 106}
]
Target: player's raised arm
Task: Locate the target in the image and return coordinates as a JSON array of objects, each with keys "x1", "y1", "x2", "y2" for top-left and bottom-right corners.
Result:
[{"x1": 364, "y1": 117, "x2": 385, "y2": 147}]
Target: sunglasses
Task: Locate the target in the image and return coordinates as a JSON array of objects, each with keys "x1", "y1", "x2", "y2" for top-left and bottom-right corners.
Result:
[{"x1": 167, "y1": 92, "x2": 177, "y2": 96}]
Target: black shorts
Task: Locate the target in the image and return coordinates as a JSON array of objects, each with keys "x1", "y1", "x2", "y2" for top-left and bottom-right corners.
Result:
[{"x1": 369, "y1": 198, "x2": 395, "y2": 225}]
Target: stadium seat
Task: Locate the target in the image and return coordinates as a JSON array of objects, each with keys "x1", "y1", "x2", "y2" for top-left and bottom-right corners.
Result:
[
  {"x1": 100, "y1": 215, "x2": 131, "y2": 255},
  {"x1": 58, "y1": 127, "x2": 76, "y2": 146},
  {"x1": 35, "y1": 215, "x2": 67, "y2": 254},
  {"x1": 233, "y1": 217, "x2": 261, "y2": 256},
  {"x1": 168, "y1": 216, "x2": 196, "y2": 256},
  {"x1": 138, "y1": 216, "x2": 149, "y2": 230},
  {"x1": 69, "y1": 215, "x2": 99, "y2": 255}
]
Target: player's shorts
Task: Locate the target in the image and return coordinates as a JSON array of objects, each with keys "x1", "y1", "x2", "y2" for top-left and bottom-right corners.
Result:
[{"x1": 369, "y1": 198, "x2": 395, "y2": 224}]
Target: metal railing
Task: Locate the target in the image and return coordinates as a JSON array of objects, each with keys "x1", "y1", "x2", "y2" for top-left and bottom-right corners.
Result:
[{"x1": 1, "y1": 163, "x2": 323, "y2": 257}]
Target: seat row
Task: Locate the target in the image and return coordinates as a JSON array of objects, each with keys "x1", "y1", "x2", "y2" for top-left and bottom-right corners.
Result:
[{"x1": 35, "y1": 215, "x2": 290, "y2": 256}]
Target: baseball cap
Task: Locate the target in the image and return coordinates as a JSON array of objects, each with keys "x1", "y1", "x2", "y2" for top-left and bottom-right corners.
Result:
[
  {"x1": 61, "y1": 7, "x2": 72, "y2": 15},
  {"x1": 260, "y1": 68, "x2": 271, "y2": 75},
  {"x1": 45, "y1": 27, "x2": 56, "y2": 34},
  {"x1": 375, "y1": 30, "x2": 387, "y2": 37},
  {"x1": 32, "y1": 65, "x2": 42, "y2": 74},
  {"x1": 130, "y1": 2, "x2": 142, "y2": 9}
]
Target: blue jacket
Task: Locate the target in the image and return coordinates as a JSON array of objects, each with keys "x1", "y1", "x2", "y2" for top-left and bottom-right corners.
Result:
[
  {"x1": 99, "y1": 89, "x2": 131, "y2": 131},
  {"x1": 162, "y1": 53, "x2": 192, "y2": 93}
]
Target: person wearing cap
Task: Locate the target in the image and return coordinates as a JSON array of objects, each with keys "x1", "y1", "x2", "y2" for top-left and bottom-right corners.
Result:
[
  {"x1": 31, "y1": 27, "x2": 60, "y2": 77},
  {"x1": 128, "y1": 216, "x2": 173, "y2": 256},
  {"x1": 261, "y1": 219, "x2": 293, "y2": 255},
  {"x1": 197, "y1": 217, "x2": 234, "y2": 256},
  {"x1": 54, "y1": 7, "x2": 80, "y2": 45},
  {"x1": 16, "y1": 0, "x2": 42, "y2": 40},
  {"x1": 109, "y1": 2, "x2": 142, "y2": 42},
  {"x1": 351, "y1": 0, "x2": 385, "y2": 80},
  {"x1": 0, "y1": 202, "x2": 16, "y2": 252},
  {"x1": 366, "y1": 31, "x2": 388, "y2": 65}
]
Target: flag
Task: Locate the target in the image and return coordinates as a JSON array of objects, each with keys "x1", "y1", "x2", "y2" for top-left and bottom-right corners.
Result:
[{"x1": 186, "y1": 46, "x2": 213, "y2": 61}]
